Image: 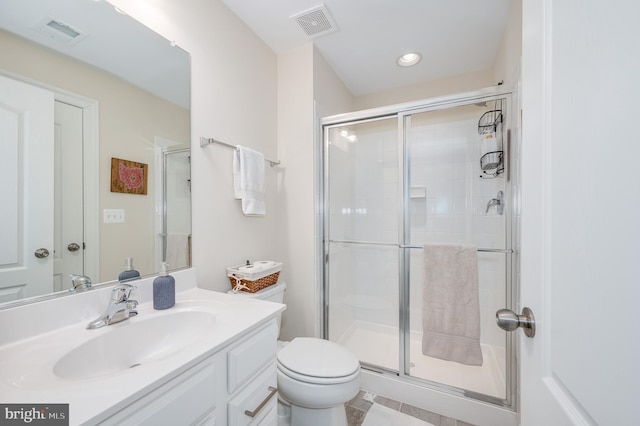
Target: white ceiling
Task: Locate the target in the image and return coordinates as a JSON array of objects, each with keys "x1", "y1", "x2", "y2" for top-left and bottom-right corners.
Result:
[
  {"x1": 222, "y1": 0, "x2": 513, "y2": 96},
  {"x1": 1, "y1": 1, "x2": 513, "y2": 105},
  {"x1": 0, "y1": 0, "x2": 190, "y2": 109}
]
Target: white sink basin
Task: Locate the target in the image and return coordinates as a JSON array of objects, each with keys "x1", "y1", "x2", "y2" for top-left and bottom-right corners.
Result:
[{"x1": 53, "y1": 309, "x2": 216, "y2": 380}]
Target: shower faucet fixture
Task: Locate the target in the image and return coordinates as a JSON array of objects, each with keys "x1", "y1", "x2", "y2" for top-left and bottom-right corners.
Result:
[{"x1": 486, "y1": 191, "x2": 504, "y2": 215}]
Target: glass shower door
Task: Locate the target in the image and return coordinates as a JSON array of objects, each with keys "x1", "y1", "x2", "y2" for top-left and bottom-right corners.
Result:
[
  {"x1": 323, "y1": 91, "x2": 515, "y2": 409},
  {"x1": 325, "y1": 117, "x2": 401, "y2": 373},
  {"x1": 403, "y1": 101, "x2": 511, "y2": 402}
]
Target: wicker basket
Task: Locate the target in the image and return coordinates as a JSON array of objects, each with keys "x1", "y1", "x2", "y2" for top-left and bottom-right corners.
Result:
[
  {"x1": 228, "y1": 271, "x2": 280, "y2": 293},
  {"x1": 227, "y1": 261, "x2": 282, "y2": 293}
]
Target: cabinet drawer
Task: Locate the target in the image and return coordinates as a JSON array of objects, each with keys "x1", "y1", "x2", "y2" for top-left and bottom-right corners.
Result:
[
  {"x1": 227, "y1": 319, "x2": 277, "y2": 393},
  {"x1": 228, "y1": 361, "x2": 277, "y2": 426}
]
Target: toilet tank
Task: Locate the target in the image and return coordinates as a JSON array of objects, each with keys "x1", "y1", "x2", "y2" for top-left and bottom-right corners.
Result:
[{"x1": 227, "y1": 282, "x2": 286, "y2": 333}]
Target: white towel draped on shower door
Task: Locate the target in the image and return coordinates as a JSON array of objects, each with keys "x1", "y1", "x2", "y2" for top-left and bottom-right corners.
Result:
[
  {"x1": 165, "y1": 233, "x2": 191, "y2": 269},
  {"x1": 422, "y1": 243, "x2": 483, "y2": 366},
  {"x1": 233, "y1": 145, "x2": 265, "y2": 216}
]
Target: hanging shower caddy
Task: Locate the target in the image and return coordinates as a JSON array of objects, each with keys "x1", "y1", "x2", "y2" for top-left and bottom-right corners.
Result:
[{"x1": 478, "y1": 100, "x2": 504, "y2": 178}]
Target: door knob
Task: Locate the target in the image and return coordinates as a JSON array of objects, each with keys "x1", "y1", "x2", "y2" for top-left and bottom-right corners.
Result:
[
  {"x1": 34, "y1": 248, "x2": 50, "y2": 258},
  {"x1": 67, "y1": 243, "x2": 81, "y2": 252},
  {"x1": 496, "y1": 307, "x2": 536, "y2": 338}
]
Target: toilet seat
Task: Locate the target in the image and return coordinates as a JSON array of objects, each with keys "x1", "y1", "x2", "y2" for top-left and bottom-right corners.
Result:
[
  {"x1": 277, "y1": 361, "x2": 360, "y2": 385},
  {"x1": 277, "y1": 337, "x2": 360, "y2": 385}
]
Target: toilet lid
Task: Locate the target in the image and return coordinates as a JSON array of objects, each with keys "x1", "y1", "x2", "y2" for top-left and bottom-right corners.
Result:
[{"x1": 277, "y1": 337, "x2": 360, "y2": 379}]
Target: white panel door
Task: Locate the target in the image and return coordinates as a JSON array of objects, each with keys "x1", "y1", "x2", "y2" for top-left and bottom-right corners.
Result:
[
  {"x1": 520, "y1": 0, "x2": 640, "y2": 424},
  {"x1": 0, "y1": 74, "x2": 54, "y2": 302},
  {"x1": 53, "y1": 101, "x2": 84, "y2": 292}
]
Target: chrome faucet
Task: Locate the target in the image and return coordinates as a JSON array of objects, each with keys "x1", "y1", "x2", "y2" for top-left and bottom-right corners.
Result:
[
  {"x1": 69, "y1": 274, "x2": 92, "y2": 292},
  {"x1": 86, "y1": 284, "x2": 138, "y2": 330}
]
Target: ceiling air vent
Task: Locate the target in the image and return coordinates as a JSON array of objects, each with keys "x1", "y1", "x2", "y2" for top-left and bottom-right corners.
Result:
[
  {"x1": 291, "y1": 5, "x2": 338, "y2": 40},
  {"x1": 32, "y1": 16, "x2": 88, "y2": 46}
]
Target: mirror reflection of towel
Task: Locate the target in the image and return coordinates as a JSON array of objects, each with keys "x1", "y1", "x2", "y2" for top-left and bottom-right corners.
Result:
[
  {"x1": 233, "y1": 145, "x2": 265, "y2": 216},
  {"x1": 165, "y1": 233, "x2": 191, "y2": 269},
  {"x1": 422, "y1": 244, "x2": 483, "y2": 366}
]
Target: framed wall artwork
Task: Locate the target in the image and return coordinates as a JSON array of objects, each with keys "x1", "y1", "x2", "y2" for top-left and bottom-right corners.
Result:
[{"x1": 110, "y1": 157, "x2": 148, "y2": 195}]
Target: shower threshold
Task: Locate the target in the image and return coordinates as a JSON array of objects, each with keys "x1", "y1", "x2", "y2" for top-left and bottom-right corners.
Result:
[{"x1": 336, "y1": 320, "x2": 506, "y2": 400}]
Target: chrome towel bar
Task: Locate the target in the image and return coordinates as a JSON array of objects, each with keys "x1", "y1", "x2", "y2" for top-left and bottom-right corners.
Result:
[
  {"x1": 200, "y1": 137, "x2": 280, "y2": 167},
  {"x1": 400, "y1": 244, "x2": 513, "y2": 253},
  {"x1": 326, "y1": 240, "x2": 513, "y2": 253}
]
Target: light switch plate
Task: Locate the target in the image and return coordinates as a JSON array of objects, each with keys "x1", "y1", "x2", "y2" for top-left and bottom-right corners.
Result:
[{"x1": 103, "y1": 209, "x2": 125, "y2": 223}]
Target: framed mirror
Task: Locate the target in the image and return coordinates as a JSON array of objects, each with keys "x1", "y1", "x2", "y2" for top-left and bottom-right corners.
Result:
[{"x1": 0, "y1": 0, "x2": 191, "y2": 307}]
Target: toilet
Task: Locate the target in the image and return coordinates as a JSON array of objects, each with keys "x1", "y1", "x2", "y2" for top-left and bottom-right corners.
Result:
[
  {"x1": 277, "y1": 337, "x2": 360, "y2": 426},
  {"x1": 228, "y1": 282, "x2": 360, "y2": 426}
]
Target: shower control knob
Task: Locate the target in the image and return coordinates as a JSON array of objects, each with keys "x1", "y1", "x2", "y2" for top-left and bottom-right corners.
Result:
[{"x1": 496, "y1": 307, "x2": 536, "y2": 338}]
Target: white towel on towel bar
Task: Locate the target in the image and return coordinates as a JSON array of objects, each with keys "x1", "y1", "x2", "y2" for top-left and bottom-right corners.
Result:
[
  {"x1": 422, "y1": 243, "x2": 483, "y2": 366},
  {"x1": 233, "y1": 145, "x2": 265, "y2": 216}
]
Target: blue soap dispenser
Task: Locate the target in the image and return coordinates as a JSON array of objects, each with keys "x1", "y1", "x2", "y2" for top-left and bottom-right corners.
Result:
[
  {"x1": 153, "y1": 262, "x2": 175, "y2": 310},
  {"x1": 118, "y1": 257, "x2": 140, "y2": 282}
]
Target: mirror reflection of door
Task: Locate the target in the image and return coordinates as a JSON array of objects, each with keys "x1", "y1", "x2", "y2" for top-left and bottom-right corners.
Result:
[
  {"x1": 53, "y1": 101, "x2": 84, "y2": 292},
  {"x1": 0, "y1": 74, "x2": 54, "y2": 302}
]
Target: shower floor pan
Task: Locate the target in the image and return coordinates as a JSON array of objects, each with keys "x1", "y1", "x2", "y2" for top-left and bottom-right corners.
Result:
[{"x1": 336, "y1": 320, "x2": 506, "y2": 399}]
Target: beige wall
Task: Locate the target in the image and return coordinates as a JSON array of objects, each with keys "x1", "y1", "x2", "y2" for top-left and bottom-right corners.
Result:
[
  {"x1": 275, "y1": 45, "x2": 354, "y2": 339},
  {"x1": 313, "y1": 46, "x2": 355, "y2": 117},
  {"x1": 492, "y1": 0, "x2": 522, "y2": 85},
  {"x1": 0, "y1": 29, "x2": 189, "y2": 281},
  {"x1": 275, "y1": 45, "x2": 315, "y2": 338},
  {"x1": 354, "y1": 69, "x2": 496, "y2": 111}
]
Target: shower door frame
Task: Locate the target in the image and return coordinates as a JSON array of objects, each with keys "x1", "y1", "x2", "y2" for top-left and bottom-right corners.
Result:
[
  {"x1": 320, "y1": 86, "x2": 518, "y2": 411},
  {"x1": 161, "y1": 148, "x2": 191, "y2": 265}
]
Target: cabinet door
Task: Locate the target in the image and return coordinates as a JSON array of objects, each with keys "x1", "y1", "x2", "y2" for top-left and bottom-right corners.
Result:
[
  {"x1": 228, "y1": 362, "x2": 277, "y2": 426},
  {"x1": 99, "y1": 357, "x2": 216, "y2": 426},
  {"x1": 228, "y1": 320, "x2": 278, "y2": 393}
]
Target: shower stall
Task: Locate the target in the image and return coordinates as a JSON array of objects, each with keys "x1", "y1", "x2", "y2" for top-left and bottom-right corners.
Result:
[{"x1": 321, "y1": 87, "x2": 519, "y2": 425}]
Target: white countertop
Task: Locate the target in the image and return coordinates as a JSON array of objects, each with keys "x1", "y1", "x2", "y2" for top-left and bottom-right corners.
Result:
[{"x1": 0, "y1": 268, "x2": 284, "y2": 425}]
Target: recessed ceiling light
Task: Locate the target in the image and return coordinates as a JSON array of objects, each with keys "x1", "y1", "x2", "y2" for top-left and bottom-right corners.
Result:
[{"x1": 397, "y1": 52, "x2": 422, "y2": 67}]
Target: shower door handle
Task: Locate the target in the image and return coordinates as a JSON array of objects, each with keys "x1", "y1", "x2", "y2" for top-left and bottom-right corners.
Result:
[{"x1": 496, "y1": 307, "x2": 536, "y2": 338}]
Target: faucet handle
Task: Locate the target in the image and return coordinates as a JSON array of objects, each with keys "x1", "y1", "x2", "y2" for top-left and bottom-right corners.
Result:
[
  {"x1": 126, "y1": 299, "x2": 139, "y2": 317},
  {"x1": 69, "y1": 274, "x2": 92, "y2": 292},
  {"x1": 111, "y1": 284, "x2": 136, "y2": 303}
]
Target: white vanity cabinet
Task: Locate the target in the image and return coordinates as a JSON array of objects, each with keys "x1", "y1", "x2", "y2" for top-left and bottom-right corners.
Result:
[{"x1": 96, "y1": 319, "x2": 279, "y2": 426}]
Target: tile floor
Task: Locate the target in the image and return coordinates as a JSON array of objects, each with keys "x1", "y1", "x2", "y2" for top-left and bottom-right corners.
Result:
[{"x1": 346, "y1": 391, "x2": 476, "y2": 426}]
